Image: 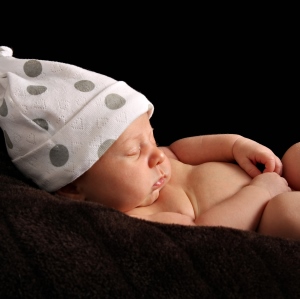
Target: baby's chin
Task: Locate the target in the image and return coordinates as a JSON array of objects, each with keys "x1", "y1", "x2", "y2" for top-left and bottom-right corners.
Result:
[
  {"x1": 152, "y1": 189, "x2": 160, "y2": 202},
  {"x1": 138, "y1": 190, "x2": 160, "y2": 208}
]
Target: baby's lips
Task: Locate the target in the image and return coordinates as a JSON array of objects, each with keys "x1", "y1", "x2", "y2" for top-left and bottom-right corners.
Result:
[{"x1": 153, "y1": 177, "x2": 165, "y2": 188}]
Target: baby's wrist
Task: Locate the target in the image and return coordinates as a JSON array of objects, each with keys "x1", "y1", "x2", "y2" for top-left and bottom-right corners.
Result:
[{"x1": 231, "y1": 135, "x2": 245, "y2": 161}]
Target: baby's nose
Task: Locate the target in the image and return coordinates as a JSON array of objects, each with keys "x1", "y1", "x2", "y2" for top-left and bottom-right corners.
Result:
[{"x1": 149, "y1": 147, "x2": 165, "y2": 168}]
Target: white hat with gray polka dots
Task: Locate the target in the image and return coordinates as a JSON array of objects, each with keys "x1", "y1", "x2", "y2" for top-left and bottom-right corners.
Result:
[{"x1": 0, "y1": 46, "x2": 154, "y2": 192}]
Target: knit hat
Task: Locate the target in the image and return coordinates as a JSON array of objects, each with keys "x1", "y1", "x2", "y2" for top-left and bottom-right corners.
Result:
[{"x1": 0, "y1": 46, "x2": 154, "y2": 192}]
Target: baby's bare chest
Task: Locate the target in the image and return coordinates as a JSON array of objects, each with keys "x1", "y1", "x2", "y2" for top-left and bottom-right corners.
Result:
[{"x1": 159, "y1": 161, "x2": 252, "y2": 217}]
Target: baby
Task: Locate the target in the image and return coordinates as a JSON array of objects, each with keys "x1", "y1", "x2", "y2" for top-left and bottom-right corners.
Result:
[
  {"x1": 58, "y1": 113, "x2": 300, "y2": 240},
  {"x1": 1, "y1": 46, "x2": 299, "y2": 240}
]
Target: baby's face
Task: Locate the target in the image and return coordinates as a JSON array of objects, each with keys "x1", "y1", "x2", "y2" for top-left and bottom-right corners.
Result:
[{"x1": 73, "y1": 113, "x2": 171, "y2": 212}]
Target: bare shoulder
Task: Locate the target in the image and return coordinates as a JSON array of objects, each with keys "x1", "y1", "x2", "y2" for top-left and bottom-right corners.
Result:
[{"x1": 159, "y1": 146, "x2": 179, "y2": 160}]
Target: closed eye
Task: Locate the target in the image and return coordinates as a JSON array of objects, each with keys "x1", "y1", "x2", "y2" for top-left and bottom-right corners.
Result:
[{"x1": 126, "y1": 147, "x2": 141, "y2": 156}]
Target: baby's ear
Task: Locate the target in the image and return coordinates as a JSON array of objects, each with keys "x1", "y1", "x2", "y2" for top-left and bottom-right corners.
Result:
[{"x1": 56, "y1": 182, "x2": 85, "y2": 201}]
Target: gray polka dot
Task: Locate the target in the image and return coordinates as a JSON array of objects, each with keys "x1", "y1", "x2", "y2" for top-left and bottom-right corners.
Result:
[
  {"x1": 27, "y1": 85, "x2": 47, "y2": 95},
  {"x1": 0, "y1": 98, "x2": 8, "y2": 117},
  {"x1": 105, "y1": 94, "x2": 126, "y2": 110},
  {"x1": 74, "y1": 80, "x2": 95, "y2": 92},
  {"x1": 50, "y1": 144, "x2": 69, "y2": 167},
  {"x1": 3, "y1": 130, "x2": 13, "y2": 149},
  {"x1": 98, "y1": 139, "x2": 115, "y2": 157},
  {"x1": 23, "y1": 60, "x2": 42, "y2": 77},
  {"x1": 33, "y1": 118, "x2": 49, "y2": 130}
]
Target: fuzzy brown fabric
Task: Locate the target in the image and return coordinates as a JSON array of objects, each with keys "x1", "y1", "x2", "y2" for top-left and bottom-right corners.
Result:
[{"x1": 1, "y1": 130, "x2": 300, "y2": 299}]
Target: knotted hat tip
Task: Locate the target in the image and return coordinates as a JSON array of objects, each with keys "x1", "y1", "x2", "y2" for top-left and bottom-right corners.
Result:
[{"x1": 0, "y1": 46, "x2": 13, "y2": 57}]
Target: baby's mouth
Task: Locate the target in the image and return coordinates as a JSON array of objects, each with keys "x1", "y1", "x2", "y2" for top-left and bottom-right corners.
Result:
[{"x1": 153, "y1": 176, "x2": 166, "y2": 189}]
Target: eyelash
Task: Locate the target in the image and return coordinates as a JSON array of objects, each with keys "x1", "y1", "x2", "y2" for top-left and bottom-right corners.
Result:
[
  {"x1": 127, "y1": 147, "x2": 141, "y2": 156},
  {"x1": 126, "y1": 131, "x2": 158, "y2": 156}
]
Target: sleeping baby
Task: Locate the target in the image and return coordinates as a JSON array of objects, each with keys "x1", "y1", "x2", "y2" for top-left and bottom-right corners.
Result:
[{"x1": 1, "y1": 46, "x2": 300, "y2": 240}]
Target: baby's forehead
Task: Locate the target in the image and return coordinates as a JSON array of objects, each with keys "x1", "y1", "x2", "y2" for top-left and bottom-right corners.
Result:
[{"x1": 116, "y1": 114, "x2": 153, "y2": 142}]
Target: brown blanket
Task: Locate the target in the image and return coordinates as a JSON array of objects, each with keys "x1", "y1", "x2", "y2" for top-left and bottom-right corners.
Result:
[{"x1": 1, "y1": 130, "x2": 300, "y2": 298}]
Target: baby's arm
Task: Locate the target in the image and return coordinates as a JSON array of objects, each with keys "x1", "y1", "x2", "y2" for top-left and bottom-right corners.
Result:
[
  {"x1": 166, "y1": 134, "x2": 282, "y2": 178},
  {"x1": 194, "y1": 172, "x2": 291, "y2": 231}
]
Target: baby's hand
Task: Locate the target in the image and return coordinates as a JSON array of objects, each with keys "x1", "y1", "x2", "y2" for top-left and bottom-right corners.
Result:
[
  {"x1": 250, "y1": 172, "x2": 291, "y2": 198},
  {"x1": 233, "y1": 137, "x2": 282, "y2": 178}
]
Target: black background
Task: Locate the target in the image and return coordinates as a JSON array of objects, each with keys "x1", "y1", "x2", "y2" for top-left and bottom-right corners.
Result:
[{"x1": 1, "y1": 11, "x2": 298, "y2": 159}]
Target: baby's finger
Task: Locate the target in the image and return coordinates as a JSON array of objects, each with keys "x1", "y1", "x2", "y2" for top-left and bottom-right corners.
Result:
[
  {"x1": 262, "y1": 156, "x2": 283, "y2": 175},
  {"x1": 274, "y1": 156, "x2": 283, "y2": 175},
  {"x1": 242, "y1": 160, "x2": 262, "y2": 178}
]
